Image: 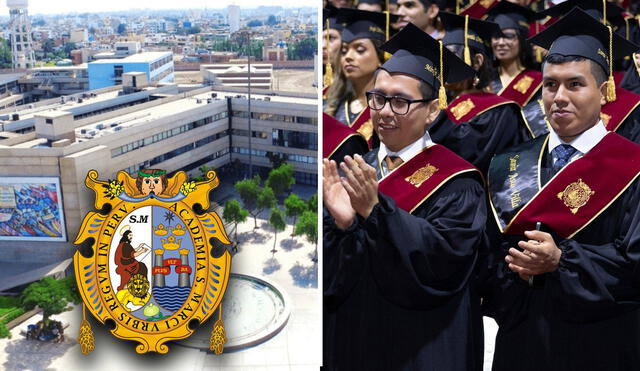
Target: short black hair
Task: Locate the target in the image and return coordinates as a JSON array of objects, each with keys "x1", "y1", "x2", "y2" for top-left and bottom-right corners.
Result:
[
  {"x1": 542, "y1": 54, "x2": 607, "y2": 86},
  {"x1": 446, "y1": 44, "x2": 493, "y2": 90},
  {"x1": 372, "y1": 68, "x2": 436, "y2": 100}
]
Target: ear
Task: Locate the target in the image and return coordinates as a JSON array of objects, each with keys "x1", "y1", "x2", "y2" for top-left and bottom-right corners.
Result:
[
  {"x1": 427, "y1": 4, "x2": 439, "y2": 19},
  {"x1": 424, "y1": 98, "x2": 441, "y2": 127},
  {"x1": 598, "y1": 80, "x2": 608, "y2": 106},
  {"x1": 473, "y1": 53, "x2": 484, "y2": 70}
]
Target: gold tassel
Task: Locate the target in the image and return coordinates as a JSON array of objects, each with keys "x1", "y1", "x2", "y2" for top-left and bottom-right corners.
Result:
[
  {"x1": 606, "y1": 25, "x2": 616, "y2": 102},
  {"x1": 384, "y1": 11, "x2": 392, "y2": 61},
  {"x1": 463, "y1": 15, "x2": 471, "y2": 65},
  {"x1": 438, "y1": 41, "x2": 447, "y2": 110},
  {"x1": 324, "y1": 62, "x2": 333, "y2": 87},
  {"x1": 78, "y1": 303, "x2": 95, "y2": 355},
  {"x1": 209, "y1": 304, "x2": 226, "y2": 355}
]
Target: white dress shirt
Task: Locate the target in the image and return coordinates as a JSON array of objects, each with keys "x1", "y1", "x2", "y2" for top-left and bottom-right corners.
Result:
[
  {"x1": 547, "y1": 120, "x2": 608, "y2": 167},
  {"x1": 377, "y1": 131, "x2": 435, "y2": 177}
]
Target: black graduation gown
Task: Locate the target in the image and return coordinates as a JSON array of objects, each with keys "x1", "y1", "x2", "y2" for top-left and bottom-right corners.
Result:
[
  {"x1": 612, "y1": 104, "x2": 640, "y2": 144},
  {"x1": 490, "y1": 78, "x2": 548, "y2": 138},
  {"x1": 327, "y1": 135, "x2": 370, "y2": 164},
  {"x1": 620, "y1": 64, "x2": 640, "y2": 94},
  {"x1": 429, "y1": 102, "x2": 530, "y2": 175},
  {"x1": 324, "y1": 148, "x2": 488, "y2": 371},
  {"x1": 483, "y1": 137, "x2": 640, "y2": 371}
]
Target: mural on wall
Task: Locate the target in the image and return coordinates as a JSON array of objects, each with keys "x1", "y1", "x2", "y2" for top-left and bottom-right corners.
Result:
[{"x1": 0, "y1": 177, "x2": 66, "y2": 241}]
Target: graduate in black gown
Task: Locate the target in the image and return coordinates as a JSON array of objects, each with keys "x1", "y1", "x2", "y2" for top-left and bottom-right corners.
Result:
[
  {"x1": 483, "y1": 9, "x2": 640, "y2": 371},
  {"x1": 324, "y1": 23, "x2": 487, "y2": 371},
  {"x1": 539, "y1": 0, "x2": 640, "y2": 144},
  {"x1": 428, "y1": 12, "x2": 531, "y2": 175},
  {"x1": 487, "y1": 1, "x2": 548, "y2": 137}
]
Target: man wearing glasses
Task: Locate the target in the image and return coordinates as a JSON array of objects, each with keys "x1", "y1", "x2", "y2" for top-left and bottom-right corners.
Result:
[{"x1": 323, "y1": 23, "x2": 487, "y2": 370}]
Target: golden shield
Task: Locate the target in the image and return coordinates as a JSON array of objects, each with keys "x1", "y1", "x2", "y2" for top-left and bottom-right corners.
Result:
[{"x1": 74, "y1": 170, "x2": 231, "y2": 354}]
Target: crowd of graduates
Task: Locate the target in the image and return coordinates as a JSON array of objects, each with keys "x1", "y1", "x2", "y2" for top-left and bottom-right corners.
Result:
[{"x1": 322, "y1": 0, "x2": 640, "y2": 370}]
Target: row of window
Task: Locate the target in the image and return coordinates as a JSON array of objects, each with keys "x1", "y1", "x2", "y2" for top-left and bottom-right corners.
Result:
[
  {"x1": 231, "y1": 147, "x2": 317, "y2": 165},
  {"x1": 230, "y1": 129, "x2": 269, "y2": 139},
  {"x1": 272, "y1": 129, "x2": 317, "y2": 150},
  {"x1": 151, "y1": 66, "x2": 174, "y2": 83},
  {"x1": 231, "y1": 110, "x2": 317, "y2": 125},
  {"x1": 150, "y1": 56, "x2": 173, "y2": 72},
  {"x1": 73, "y1": 97, "x2": 150, "y2": 120},
  {"x1": 123, "y1": 134, "x2": 228, "y2": 174},
  {"x1": 111, "y1": 115, "x2": 227, "y2": 157}
]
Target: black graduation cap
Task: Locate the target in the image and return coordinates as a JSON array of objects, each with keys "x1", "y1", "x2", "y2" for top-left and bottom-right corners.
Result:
[
  {"x1": 380, "y1": 22, "x2": 476, "y2": 109},
  {"x1": 487, "y1": 1, "x2": 539, "y2": 36},
  {"x1": 540, "y1": 0, "x2": 624, "y2": 25},
  {"x1": 529, "y1": 7, "x2": 639, "y2": 102},
  {"x1": 439, "y1": 11, "x2": 502, "y2": 60},
  {"x1": 323, "y1": 4, "x2": 345, "y2": 31},
  {"x1": 437, "y1": 0, "x2": 466, "y2": 14},
  {"x1": 337, "y1": 8, "x2": 399, "y2": 43},
  {"x1": 357, "y1": 0, "x2": 385, "y2": 5}
]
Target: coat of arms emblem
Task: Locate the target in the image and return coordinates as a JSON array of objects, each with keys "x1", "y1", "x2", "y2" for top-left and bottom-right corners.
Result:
[{"x1": 73, "y1": 169, "x2": 231, "y2": 354}]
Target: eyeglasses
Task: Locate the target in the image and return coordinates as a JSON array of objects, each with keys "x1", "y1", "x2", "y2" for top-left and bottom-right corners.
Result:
[
  {"x1": 494, "y1": 32, "x2": 518, "y2": 41},
  {"x1": 365, "y1": 91, "x2": 431, "y2": 115}
]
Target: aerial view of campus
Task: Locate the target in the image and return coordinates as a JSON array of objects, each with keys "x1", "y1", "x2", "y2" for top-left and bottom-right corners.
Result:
[{"x1": 0, "y1": 0, "x2": 319, "y2": 370}]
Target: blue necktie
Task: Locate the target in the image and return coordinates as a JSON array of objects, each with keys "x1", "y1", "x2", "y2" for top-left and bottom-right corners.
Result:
[{"x1": 552, "y1": 144, "x2": 577, "y2": 173}]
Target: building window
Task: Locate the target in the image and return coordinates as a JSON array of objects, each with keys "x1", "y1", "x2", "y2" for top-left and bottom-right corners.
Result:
[{"x1": 45, "y1": 118, "x2": 53, "y2": 124}]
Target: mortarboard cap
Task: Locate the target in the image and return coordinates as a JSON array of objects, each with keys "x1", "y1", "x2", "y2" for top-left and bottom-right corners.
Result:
[
  {"x1": 337, "y1": 8, "x2": 399, "y2": 43},
  {"x1": 439, "y1": 11, "x2": 502, "y2": 62},
  {"x1": 529, "y1": 7, "x2": 639, "y2": 102},
  {"x1": 487, "y1": 1, "x2": 539, "y2": 36},
  {"x1": 540, "y1": 0, "x2": 624, "y2": 25},
  {"x1": 324, "y1": 4, "x2": 345, "y2": 31},
  {"x1": 380, "y1": 22, "x2": 476, "y2": 108},
  {"x1": 357, "y1": 0, "x2": 385, "y2": 5}
]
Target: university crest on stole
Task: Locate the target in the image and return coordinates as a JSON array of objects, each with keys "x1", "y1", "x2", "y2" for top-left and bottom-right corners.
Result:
[{"x1": 73, "y1": 169, "x2": 231, "y2": 354}]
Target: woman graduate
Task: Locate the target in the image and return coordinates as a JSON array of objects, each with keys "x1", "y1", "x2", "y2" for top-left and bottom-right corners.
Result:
[
  {"x1": 487, "y1": 1, "x2": 548, "y2": 137},
  {"x1": 428, "y1": 11, "x2": 531, "y2": 175},
  {"x1": 324, "y1": 8, "x2": 397, "y2": 146}
]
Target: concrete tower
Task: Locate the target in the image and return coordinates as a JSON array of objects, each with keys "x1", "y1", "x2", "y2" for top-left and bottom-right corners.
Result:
[
  {"x1": 7, "y1": 0, "x2": 35, "y2": 69},
  {"x1": 228, "y1": 5, "x2": 240, "y2": 33}
]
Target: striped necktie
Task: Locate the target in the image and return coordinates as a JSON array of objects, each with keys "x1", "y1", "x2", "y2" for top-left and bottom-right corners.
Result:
[{"x1": 384, "y1": 155, "x2": 404, "y2": 172}]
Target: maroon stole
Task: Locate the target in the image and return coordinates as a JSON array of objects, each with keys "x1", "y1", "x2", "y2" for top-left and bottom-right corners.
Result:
[
  {"x1": 498, "y1": 70, "x2": 542, "y2": 107},
  {"x1": 322, "y1": 113, "x2": 367, "y2": 159},
  {"x1": 445, "y1": 92, "x2": 517, "y2": 124},
  {"x1": 494, "y1": 133, "x2": 640, "y2": 239},
  {"x1": 349, "y1": 106, "x2": 374, "y2": 147},
  {"x1": 614, "y1": 71, "x2": 625, "y2": 86},
  {"x1": 378, "y1": 145, "x2": 481, "y2": 214},
  {"x1": 601, "y1": 88, "x2": 640, "y2": 132},
  {"x1": 460, "y1": 0, "x2": 498, "y2": 19}
]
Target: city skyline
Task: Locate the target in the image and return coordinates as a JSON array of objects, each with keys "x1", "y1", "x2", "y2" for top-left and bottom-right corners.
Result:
[{"x1": 17, "y1": 0, "x2": 317, "y2": 15}]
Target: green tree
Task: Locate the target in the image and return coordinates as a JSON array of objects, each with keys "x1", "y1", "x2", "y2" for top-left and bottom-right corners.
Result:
[
  {"x1": 289, "y1": 38, "x2": 316, "y2": 60},
  {"x1": 267, "y1": 15, "x2": 278, "y2": 25},
  {"x1": 258, "y1": 186, "x2": 277, "y2": 216},
  {"x1": 235, "y1": 175, "x2": 262, "y2": 229},
  {"x1": 0, "y1": 39, "x2": 12, "y2": 68},
  {"x1": 266, "y1": 163, "x2": 295, "y2": 198},
  {"x1": 42, "y1": 38, "x2": 55, "y2": 53},
  {"x1": 269, "y1": 207, "x2": 286, "y2": 253},
  {"x1": 284, "y1": 193, "x2": 307, "y2": 237},
  {"x1": 307, "y1": 193, "x2": 318, "y2": 212},
  {"x1": 63, "y1": 42, "x2": 77, "y2": 56},
  {"x1": 223, "y1": 199, "x2": 248, "y2": 242},
  {"x1": 20, "y1": 276, "x2": 80, "y2": 325},
  {"x1": 296, "y1": 210, "x2": 318, "y2": 262}
]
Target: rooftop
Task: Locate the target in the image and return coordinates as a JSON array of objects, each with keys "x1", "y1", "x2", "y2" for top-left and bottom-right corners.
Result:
[{"x1": 90, "y1": 51, "x2": 172, "y2": 64}]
